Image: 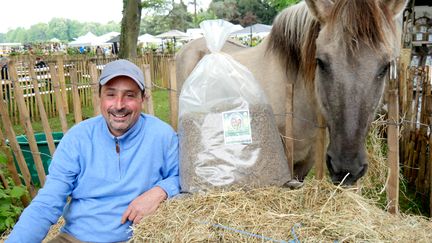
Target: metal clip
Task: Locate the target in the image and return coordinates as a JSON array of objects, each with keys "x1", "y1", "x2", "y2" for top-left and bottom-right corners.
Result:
[{"x1": 389, "y1": 60, "x2": 397, "y2": 80}]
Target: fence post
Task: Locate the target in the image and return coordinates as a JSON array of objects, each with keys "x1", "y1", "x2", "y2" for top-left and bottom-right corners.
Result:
[
  {"x1": 56, "y1": 55, "x2": 69, "y2": 114},
  {"x1": 285, "y1": 83, "x2": 294, "y2": 179},
  {"x1": 89, "y1": 63, "x2": 101, "y2": 116},
  {"x1": 49, "y1": 63, "x2": 68, "y2": 134},
  {"x1": 426, "y1": 66, "x2": 432, "y2": 217},
  {"x1": 9, "y1": 61, "x2": 47, "y2": 186},
  {"x1": 70, "y1": 68, "x2": 83, "y2": 124},
  {"x1": 387, "y1": 61, "x2": 399, "y2": 214},
  {"x1": 144, "y1": 64, "x2": 154, "y2": 115},
  {"x1": 168, "y1": 59, "x2": 178, "y2": 130},
  {"x1": 0, "y1": 126, "x2": 30, "y2": 206},
  {"x1": 28, "y1": 59, "x2": 56, "y2": 156},
  {"x1": 314, "y1": 114, "x2": 326, "y2": 180}
]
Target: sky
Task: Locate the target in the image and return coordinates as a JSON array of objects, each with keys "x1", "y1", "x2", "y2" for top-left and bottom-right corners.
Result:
[
  {"x1": 1, "y1": 0, "x2": 212, "y2": 34},
  {"x1": 1, "y1": 0, "x2": 123, "y2": 33}
]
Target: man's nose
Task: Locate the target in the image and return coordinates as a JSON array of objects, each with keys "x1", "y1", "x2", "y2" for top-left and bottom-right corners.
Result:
[{"x1": 114, "y1": 96, "x2": 125, "y2": 109}]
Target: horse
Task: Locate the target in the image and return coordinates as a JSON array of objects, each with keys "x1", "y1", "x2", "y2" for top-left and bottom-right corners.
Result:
[{"x1": 175, "y1": 0, "x2": 407, "y2": 185}]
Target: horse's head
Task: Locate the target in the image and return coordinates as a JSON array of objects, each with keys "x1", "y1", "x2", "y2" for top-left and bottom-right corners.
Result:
[{"x1": 305, "y1": 0, "x2": 407, "y2": 185}]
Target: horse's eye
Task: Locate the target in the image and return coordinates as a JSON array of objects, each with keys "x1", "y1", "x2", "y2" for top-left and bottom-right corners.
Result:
[
  {"x1": 316, "y1": 58, "x2": 329, "y2": 73},
  {"x1": 376, "y1": 63, "x2": 390, "y2": 80}
]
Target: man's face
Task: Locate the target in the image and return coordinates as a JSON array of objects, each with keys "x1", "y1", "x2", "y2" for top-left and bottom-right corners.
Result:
[{"x1": 100, "y1": 76, "x2": 144, "y2": 137}]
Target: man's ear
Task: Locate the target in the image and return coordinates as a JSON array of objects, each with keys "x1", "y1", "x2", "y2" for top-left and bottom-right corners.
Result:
[{"x1": 305, "y1": 0, "x2": 335, "y2": 23}]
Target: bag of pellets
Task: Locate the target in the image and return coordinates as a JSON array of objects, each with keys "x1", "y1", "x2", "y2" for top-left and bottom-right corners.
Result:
[{"x1": 178, "y1": 19, "x2": 292, "y2": 193}]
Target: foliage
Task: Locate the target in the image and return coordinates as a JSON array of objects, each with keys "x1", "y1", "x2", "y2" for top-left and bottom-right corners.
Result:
[
  {"x1": 209, "y1": 0, "x2": 240, "y2": 24},
  {"x1": 166, "y1": 2, "x2": 193, "y2": 31},
  {"x1": 267, "y1": 0, "x2": 300, "y2": 11},
  {"x1": 0, "y1": 177, "x2": 27, "y2": 233},
  {"x1": 1, "y1": 18, "x2": 120, "y2": 43},
  {"x1": 209, "y1": 0, "x2": 278, "y2": 25}
]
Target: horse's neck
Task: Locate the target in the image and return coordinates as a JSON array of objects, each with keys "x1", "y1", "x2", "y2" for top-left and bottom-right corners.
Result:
[{"x1": 232, "y1": 38, "x2": 286, "y2": 87}]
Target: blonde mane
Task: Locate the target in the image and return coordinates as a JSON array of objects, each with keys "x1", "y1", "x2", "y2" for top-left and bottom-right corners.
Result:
[
  {"x1": 267, "y1": 2, "x2": 319, "y2": 85},
  {"x1": 267, "y1": 0, "x2": 399, "y2": 85}
]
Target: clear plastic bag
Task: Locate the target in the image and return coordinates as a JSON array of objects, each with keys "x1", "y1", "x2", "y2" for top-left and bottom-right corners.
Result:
[{"x1": 178, "y1": 20, "x2": 291, "y2": 193}]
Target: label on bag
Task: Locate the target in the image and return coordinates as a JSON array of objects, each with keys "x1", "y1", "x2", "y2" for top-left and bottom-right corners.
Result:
[{"x1": 222, "y1": 109, "x2": 252, "y2": 145}]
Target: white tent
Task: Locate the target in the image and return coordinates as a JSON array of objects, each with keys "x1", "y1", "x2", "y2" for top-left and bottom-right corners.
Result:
[
  {"x1": 98, "y1": 32, "x2": 120, "y2": 43},
  {"x1": 186, "y1": 28, "x2": 203, "y2": 40},
  {"x1": 49, "y1": 38, "x2": 61, "y2": 43},
  {"x1": 156, "y1": 30, "x2": 189, "y2": 39},
  {"x1": 68, "y1": 32, "x2": 107, "y2": 47},
  {"x1": 231, "y1": 24, "x2": 272, "y2": 38},
  {"x1": 138, "y1": 34, "x2": 161, "y2": 44}
]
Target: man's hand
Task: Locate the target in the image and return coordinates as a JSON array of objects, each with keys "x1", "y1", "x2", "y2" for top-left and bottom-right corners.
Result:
[{"x1": 121, "y1": 186, "x2": 167, "y2": 225}]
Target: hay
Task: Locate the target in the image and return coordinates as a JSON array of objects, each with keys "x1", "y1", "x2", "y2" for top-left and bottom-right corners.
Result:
[
  {"x1": 0, "y1": 218, "x2": 64, "y2": 242},
  {"x1": 3, "y1": 116, "x2": 430, "y2": 242},
  {"x1": 42, "y1": 217, "x2": 64, "y2": 242},
  {"x1": 131, "y1": 180, "x2": 432, "y2": 242}
]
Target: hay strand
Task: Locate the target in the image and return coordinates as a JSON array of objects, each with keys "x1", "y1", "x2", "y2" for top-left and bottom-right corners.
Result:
[{"x1": 131, "y1": 180, "x2": 432, "y2": 242}]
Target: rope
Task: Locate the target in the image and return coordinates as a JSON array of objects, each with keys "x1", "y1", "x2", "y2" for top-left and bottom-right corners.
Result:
[
  {"x1": 19, "y1": 148, "x2": 52, "y2": 159},
  {"x1": 151, "y1": 81, "x2": 177, "y2": 92},
  {"x1": 196, "y1": 220, "x2": 301, "y2": 243}
]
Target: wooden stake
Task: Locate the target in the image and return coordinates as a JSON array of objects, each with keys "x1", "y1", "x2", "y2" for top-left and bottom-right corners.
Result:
[
  {"x1": 144, "y1": 64, "x2": 154, "y2": 115},
  {"x1": 28, "y1": 59, "x2": 56, "y2": 156},
  {"x1": 9, "y1": 61, "x2": 47, "y2": 186},
  {"x1": 168, "y1": 59, "x2": 178, "y2": 130},
  {"x1": 70, "y1": 68, "x2": 82, "y2": 124},
  {"x1": 89, "y1": 63, "x2": 101, "y2": 116},
  {"x1": 285, "y1": 82, "x2": 294, "y2": 179},
  {"x1": 0, "y1": 127, "x2": 30, "y2": 206},
  {"x1": 387, "y1": 89, "x2": 399, "y2": 214},
  {"x1": 56, "y1": 56, "x2": 69, "y2": 114},
  {"x1": 0, "y1": 80, "x2": 36, "y2": 198},
  {"x1": 314, "y1": 113, "x2": 326, "y2": 180},
  {"x1": 49, "y1": 63, "x2": 68, "y2": 133}
]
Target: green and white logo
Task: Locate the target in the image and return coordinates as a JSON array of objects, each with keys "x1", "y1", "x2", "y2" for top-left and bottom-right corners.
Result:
[{"x1": 222, "y1": 109, "x2": 252, "y2": 145}]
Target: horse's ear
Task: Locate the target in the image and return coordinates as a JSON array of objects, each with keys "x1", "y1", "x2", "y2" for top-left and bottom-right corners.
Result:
[
  {"x1": 381, "y1": 0, "x2": 409, "y2": 17},
  {"x1": 305, "y1": 0, "x2": 334, "y2": 23}
]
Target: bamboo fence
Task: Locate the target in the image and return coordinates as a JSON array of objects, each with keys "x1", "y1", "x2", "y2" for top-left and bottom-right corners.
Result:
[
  {"x1": 1, "y1": 54, "x2": 173, "y2": 125},
  {"x1": 399, "y1": 64, "x2": 432, "y2": 214},
  {"x1": 0, "y1": 52, "x2": 431, "y2": 216},
  {"x1": 0, "y1": 54, "x2": 176, "y2": 195}
]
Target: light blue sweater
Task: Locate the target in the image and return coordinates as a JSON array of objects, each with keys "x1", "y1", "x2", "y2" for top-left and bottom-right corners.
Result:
[{"x1": 6, "y1": 114, "x2": 180, "y2": 242}]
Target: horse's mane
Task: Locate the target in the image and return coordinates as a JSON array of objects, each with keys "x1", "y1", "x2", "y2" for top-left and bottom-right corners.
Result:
[{"x1": 267, "y1": 0, "x2": 398, "y2": 85}]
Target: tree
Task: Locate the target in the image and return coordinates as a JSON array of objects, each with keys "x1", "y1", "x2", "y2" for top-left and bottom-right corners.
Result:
[
  {"x1": 209, "y1": 0, "x2": 240, "y2": 24},
  {"x1": 208, "y1": 0, "x2": 277, "y2": 25},
  {"x1": 48, "y1": 18, "x2": 69, "y2": 41},
  {"x1": 119, "y1": 0, "x2": 167, "y2": 58},
  {"x1": 167, "y1": 2, "x2": 192, "y2": 31},
  {"x1": 237, "y1": 0, "x2": 277, "y2": 25},
  {"x1": 27, "y1": 23, "x2": 49, "y2": 42},
  {"x1": 267, "y1": 0, "x2": 300, "y2": 11},
  {"x1": 119, "y1": 0, "x2": 142, "y2": 59}
]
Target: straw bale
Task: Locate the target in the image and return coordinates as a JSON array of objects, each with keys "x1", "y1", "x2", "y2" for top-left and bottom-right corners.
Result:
[
  {"x1": 42, "y1": 217, "x2": 65, "y2": 242},
  {"x1": 131, "y1": 180, "x2": 432, "y2": 242},
  {"x1": 2, "y1": 116, "x2": 428, "y2": 242}
]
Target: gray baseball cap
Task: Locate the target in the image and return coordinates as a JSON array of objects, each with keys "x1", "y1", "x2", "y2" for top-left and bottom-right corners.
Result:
[{"x1": 99, "y1": 59, "x2": 145, "y2": 90}]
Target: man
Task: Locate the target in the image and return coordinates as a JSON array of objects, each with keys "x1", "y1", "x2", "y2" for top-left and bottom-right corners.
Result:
[{"x1": 6, "y1": 59, "x2": 180, "y2": 242}]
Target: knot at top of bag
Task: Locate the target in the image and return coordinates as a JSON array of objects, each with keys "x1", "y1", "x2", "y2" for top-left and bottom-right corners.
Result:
[{"x1": 200, "y1": 20, "x2": 238, "y2": 53}]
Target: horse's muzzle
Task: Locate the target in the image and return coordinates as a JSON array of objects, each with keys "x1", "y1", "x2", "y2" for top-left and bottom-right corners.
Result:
[{"x1": 326, "y1": 154, "x2": 368, "y2": 186}]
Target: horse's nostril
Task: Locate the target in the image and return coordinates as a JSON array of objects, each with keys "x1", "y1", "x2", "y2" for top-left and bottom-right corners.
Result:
[{"x1": 357, "y1": 163, "x2": 368, "y2": 178}]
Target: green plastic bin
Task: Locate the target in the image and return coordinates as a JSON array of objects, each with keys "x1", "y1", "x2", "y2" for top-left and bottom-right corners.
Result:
[{"x1": 13, "y1": 132, "x2": 63, "y2": 185}]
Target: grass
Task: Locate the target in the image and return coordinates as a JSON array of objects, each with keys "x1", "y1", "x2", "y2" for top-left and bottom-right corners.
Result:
[
  {"x1": 10, "y1": 88, "x2": 170, "y2": 135},
  {"x1": 0, "y1": 88, "x2": 170, "y2": 176}
]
